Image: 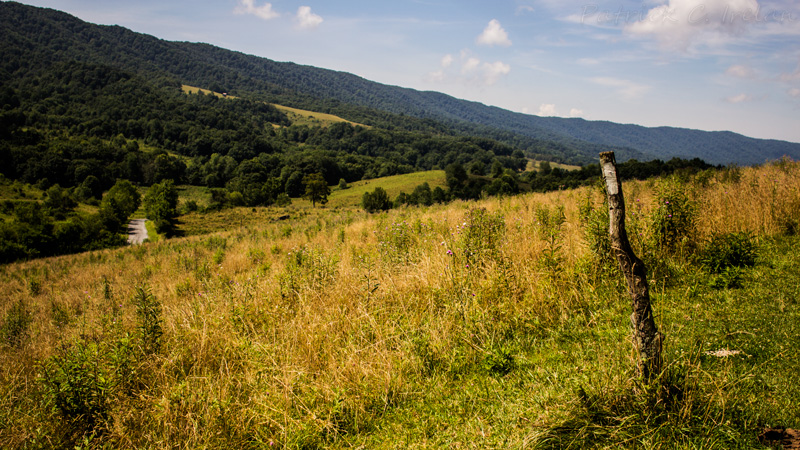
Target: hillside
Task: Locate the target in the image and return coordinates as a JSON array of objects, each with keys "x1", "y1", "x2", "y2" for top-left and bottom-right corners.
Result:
[
  {"x1": 1, "y1": 160, "x2": 799, "y2": 448},
  {"x1": 2, "y1": 2, "x2": 799, "y2": 165}
]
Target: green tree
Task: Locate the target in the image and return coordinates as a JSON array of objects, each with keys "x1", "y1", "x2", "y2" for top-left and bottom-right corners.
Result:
[
  {"x1": 105, "y1": 179, "x2": 141, "y2": 219},
  {"x1": 302, "y1": 173, "x2": 330, "y2": 207},
  {"x1": 362, "y1": 187, "x2": 391, "y2": 213},
  {"x1": 144, "y1": 179, "x2": 178, "y2": 234}
]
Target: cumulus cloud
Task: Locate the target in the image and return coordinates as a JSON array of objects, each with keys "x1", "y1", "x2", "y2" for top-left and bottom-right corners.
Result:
[
  {"x1": 626, "y1": 0, "x2": 760, "y2": 50},
  {"x1": 428, "y1": 53, "x2": 511, "y2": 86},
  {"x1": 296, "y1": 6, "x2": 323, "y2": 29},
  {"x1": 591, "y1": 77, "x2": 652, "y2": 99},
  {"x1": 477, "y1": 19, "x2": 512, "y2": 47},
  {"x1": 538, "y1": 104, "x2": 557, "y2": 116},
  {"x1": 533, "y1": 105, "x2": 584, "y2": 118},
  {"x1": 234, "y1": 0, "x2": 279, "y2": 20}
]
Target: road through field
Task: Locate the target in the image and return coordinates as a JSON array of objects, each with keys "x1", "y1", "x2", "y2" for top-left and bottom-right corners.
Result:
[{"x1": 127, "y1": 219, "x2": 148, "y2": 245}]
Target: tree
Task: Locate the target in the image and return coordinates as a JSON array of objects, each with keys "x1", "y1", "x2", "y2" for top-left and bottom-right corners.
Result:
[
  {"x1": 144, "y1": 179, "x2": 178, "y2": 234},
  {"x1": 362, "y1": 187, "x2": 391, "y2": 213},
  {"x1": 104, "y1": 180, "x2": 141, "y2": 219},
  {"x1": 302, "y1": 173, "x2": 330, "y2": 207},
  {"x1": 338, "y1": 178, "x2": 348, "y2": 190}
]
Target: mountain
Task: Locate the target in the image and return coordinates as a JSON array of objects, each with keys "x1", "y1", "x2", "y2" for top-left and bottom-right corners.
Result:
[{"x1": 1, "y1": 1, "x2": 799, "y2": 165}]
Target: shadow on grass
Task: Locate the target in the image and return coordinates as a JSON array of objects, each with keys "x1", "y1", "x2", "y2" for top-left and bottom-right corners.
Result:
[{"x1": 529, "y1": 357, "x2": 770, "y2": 449}]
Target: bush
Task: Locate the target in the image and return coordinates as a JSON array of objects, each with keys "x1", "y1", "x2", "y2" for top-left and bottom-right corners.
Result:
[
  {"x1": 651, "y1": 179, "x2": 697, "y2": 252},
  {"x1": 699, "y1": 232, "x2": 756, "y2": 273}
]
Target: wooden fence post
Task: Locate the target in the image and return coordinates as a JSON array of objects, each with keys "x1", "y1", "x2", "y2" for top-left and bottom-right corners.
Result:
[{"x1": 599, "y1": 151, "x2": 663, "y2": 380}]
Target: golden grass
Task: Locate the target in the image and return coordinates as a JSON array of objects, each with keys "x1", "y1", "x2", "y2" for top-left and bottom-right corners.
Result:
[
  {"x1": 181, "y1": 85, "x2": 236, "y2": 99},
  {"x1": 271, "y1": 104, "x2": 369, "y2": 128},
  {"x1": 2, "y1": 160, "x2": 800, "y2": 448}
]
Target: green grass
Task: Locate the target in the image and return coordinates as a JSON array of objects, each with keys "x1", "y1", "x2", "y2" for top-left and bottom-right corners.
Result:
[
  {"x1": 326, "y1": 170, "x2": 446, "y2": 208},
  {"x1": 143, "y1": 219, "x2": 160, "y2": 243}
]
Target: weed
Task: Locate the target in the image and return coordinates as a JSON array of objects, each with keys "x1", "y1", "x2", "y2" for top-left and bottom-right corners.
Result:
[
  {"x1": 579, "y1": 190, "x2": 614, "y2": 271},
  {"x1": 482, "y1": 343, "x2": 516, "y2": 377},
  {"x1": 132, "y1": 285, "x2": 163, "y2": 355},
  {"x1": 535, "y1": 204, "x2": 566, "y2": 273},
  {"x1": 38, "y1": 340, "x2": 113, "y2": 431},
  {"x1": 651, "y1": 178, "x2": 697, "y2": 253},
  {"x1": 279, "y1": 245, "x2": 338, "y2": 299},
  {"x1": 28, "y1": 278, "x2": 42, "y2": 296},
  {"x1": 212, "y1": 248, "x2": 225, "y2": 265},
  {"x1": 377, "y1": 219, "x2": 416, "y2": 265},
  {"x1": 1, "y1": 299, "x2": 32, "y2": 347},
  {"x1": 457, "y1": 207, "x2": 505, "y2": 267}
]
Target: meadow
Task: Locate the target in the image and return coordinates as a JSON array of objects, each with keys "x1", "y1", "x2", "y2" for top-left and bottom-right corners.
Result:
[{"x1": 1, "y1": 160, "x2": 799, "y2": 449}]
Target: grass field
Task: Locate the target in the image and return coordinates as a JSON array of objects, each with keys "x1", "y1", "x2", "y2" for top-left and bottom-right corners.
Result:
[
  {"x1": 181, "y1": 85, "x2": 236, "y2": 99},
  {"x1": 271, "y1": 104, "x2": 368, "y2": 128},
  {"x1": 1, "y1": 160, "x2": 799, "y2": 449},
  {"x1": 325, "y1": 170, "x2": 446, "y2": 208}
]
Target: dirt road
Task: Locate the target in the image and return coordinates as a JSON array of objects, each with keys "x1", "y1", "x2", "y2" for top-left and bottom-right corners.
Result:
[{"x1": 127, "y1": 219, "x2": 148, "y2": 245}]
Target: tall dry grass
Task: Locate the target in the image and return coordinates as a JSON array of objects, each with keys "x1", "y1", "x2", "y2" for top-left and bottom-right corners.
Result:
[{"x1": 1, "y1": 159, "x2": 799, "y2": 448}]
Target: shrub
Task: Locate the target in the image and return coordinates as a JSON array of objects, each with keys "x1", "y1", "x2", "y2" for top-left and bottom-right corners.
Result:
[
  {"x1": 650, "y1": 179, "x2": 697, "y2": 252},
  {"x1": 699, "y1": 232, "x2": 756, "y2": 273}
]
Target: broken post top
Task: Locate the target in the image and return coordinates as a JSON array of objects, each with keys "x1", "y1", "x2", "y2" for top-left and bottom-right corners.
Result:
[{"x1": 599, "y1": 152, "x2": 621, "y2": 197}]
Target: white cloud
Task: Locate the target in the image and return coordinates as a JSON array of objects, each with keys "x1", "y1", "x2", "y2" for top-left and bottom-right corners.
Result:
[
  {"x1": 482, "y1": 61, "x2": 511, "y2": 85},
  {"x1": 428, "y1": 54, "x2": 510, "y2": 86},
  {"x1": 725, "y1": 64, "x2": 757, "y2": 78},
  {"x1": 462, "y1": 57, "x2": 481, "y2": 74},
  {"x1": 538, "y1": 104, "x2": 558, "y2": 116},
  {"x1": 296, "y1": 6, "x2": 323, "y2": 29},
  {"x1": 569, "y1": 108, "x2": 584, "y2": 117},
  {"x1": 626, "y1": 0, "x2": 760, "y2": 51},
  {"x1": 441, "y1": 54, "x2": 454, "y2": 68},
  {"x1": 476, "y1": 19, "x2": 512, "y2": 47},
  {"x1": 516, "y1": 5, "x2": 535, "y2": 15},
  {"x1": 725, "y1": 93, "x2": 756, "y2": 103},
  {"x1": 234, "y1": 0, "x2": 279, "y2": 20},
  {"x1": 591, "y1": 77, "x2": 652, "y2": 99},
  {"x1": 789, "y1": 88, "x2": 800, "y2": 98}
]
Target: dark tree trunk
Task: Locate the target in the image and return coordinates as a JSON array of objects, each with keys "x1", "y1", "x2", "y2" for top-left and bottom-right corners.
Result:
[{"x1": 599, "y1": 151, "x2": 663, "y2": 380}]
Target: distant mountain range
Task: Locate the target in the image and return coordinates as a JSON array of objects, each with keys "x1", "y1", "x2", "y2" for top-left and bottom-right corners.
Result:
[{"x1": 2, "y1": 1, "x2": 798, "y2": 165}]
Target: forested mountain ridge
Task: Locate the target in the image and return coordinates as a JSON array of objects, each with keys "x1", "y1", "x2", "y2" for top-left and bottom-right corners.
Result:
[{"x1": 2, "y1": 1, "x2": 798, "y2": 165}]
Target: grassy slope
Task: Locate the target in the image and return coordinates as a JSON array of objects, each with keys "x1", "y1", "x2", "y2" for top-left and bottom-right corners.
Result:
[
  {"x1": 1, "y1": 162, "x2": 799, "y2": 449},
  {"x1": 181, "y1": 84, "x2": 366, "y2": 128}
]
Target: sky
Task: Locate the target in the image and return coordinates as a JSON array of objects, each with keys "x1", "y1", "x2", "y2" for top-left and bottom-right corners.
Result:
[{"x1": 16, "y1": 0, "x2": 800, "y2": 143}]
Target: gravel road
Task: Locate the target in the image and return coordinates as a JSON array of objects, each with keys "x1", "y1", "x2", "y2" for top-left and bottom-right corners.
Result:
[{"x1": 127, "y1": 219, "x2": 148, "y2": 245}]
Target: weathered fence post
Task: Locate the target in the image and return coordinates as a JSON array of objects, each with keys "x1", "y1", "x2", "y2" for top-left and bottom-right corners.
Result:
[{"x1": 599, "y1": 151, "x2": 663, "y2": 380}]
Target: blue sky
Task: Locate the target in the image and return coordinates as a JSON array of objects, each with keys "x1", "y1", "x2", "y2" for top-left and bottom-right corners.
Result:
[{"x1": 17, "y1": 0, "x2": 800, "y2": 143}]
